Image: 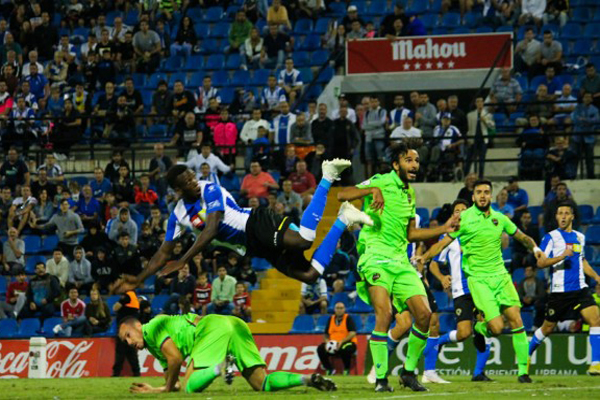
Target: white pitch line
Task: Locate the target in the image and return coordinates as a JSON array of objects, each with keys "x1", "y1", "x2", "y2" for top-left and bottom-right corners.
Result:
[{"x1": 355, "y1": 385, "x2": 600, "y2": 400}]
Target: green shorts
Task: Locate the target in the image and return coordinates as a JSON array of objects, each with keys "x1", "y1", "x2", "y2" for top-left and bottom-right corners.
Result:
[
  {"x1": 191, "y1": 315, "x2": 265, "y2": 372},
  {"x1": 356, "y1": 254, "x2": 426, "y2": 313},
  {"x1": 467, "y1": 273, "x2": 522, "y2": 321}
]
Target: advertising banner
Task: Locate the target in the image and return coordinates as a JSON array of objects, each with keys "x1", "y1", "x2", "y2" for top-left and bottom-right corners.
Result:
[{"x1": 346, "y1": 33, "x2": 513, "y2": 75}]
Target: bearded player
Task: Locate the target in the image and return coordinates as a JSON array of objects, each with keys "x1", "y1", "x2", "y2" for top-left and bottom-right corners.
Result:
[
  {"x1": 338, "y1": 141, "x2": 459, "y2": 392},
  {"x1": 417, "y1": 179, "x2": 545, "y2": 383}
]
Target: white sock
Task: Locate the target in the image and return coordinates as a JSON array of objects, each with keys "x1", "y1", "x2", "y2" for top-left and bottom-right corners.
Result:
[
  {"x1": 310, "y1": 259, "x2": 325, "y2": 275},
  {"x1": 388, "y1": 329, "x2": 399, "y2": 342},
  {"x1": 534, "y1": 328, "x2": 546, "y2": 342},
  {"x1": 449, "y1": 330, "x2": 458, "y2": 342}
]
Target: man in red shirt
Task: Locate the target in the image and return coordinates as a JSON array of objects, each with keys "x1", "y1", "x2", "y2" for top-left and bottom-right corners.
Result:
[
  {"x1": 0, "y1": 270, "x2": 28, "y2": 318},
  {"x1": 54, "y1": 287, "x2": 87, "y2": 337},
  {"x1": 240, "y1": 161, "x2": 279, "y2": 205},
  {"x1": 194, "y1": 272, "x2": 212, "y2": 316},
  {"x1": 288, "y1": 160, "x2": 316, "y2": 207},
  {"x1": 134, "y1": 174, "x2": 159, "y2": 218},
  {"x1": 232, "y1": 282, "x2": 252, "y2": 322}
]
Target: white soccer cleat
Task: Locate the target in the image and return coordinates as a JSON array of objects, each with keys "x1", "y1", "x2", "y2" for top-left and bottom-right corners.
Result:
[
  {"x1": 422, "y1": 370, "x2": 450, "y2": 384},
  {"x1": 322, "y1": 158, "x2": 351, "y2": 181},
  {"x1": 339, "y1": 201, "x2": 373, "y2": 227},
  {"x1": 52, "y1": 324, "x2": 63, "y2": 335},
  {"x1": 367, "y1": 365, "x2": 377, "y2": 384}
]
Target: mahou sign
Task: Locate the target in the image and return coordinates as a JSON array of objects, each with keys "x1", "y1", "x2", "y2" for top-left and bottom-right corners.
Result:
[
  {"x1": 346, "y1": 33, "x2": 513, "y2": 75},
  {"x1": 0, "y1": 335, "x2": 368, "y2": 378}
]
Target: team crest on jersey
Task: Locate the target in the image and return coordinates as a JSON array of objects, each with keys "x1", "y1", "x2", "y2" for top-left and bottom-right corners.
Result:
[
  {"x1": 407, "y1": 192, "x2": 412, "y2": 204},
  {"x1": 372, "y1": 273, "x2": 381, "y2": 282},
  {"x1": 492, "y1": 218, "x2": 499, "y2": 226},
  {"x1": 456, "y1": 308, "x2": 462, "y2": 316},
  {"x1": 548, "y1": 308, "x2": 555, "y2": 316}
]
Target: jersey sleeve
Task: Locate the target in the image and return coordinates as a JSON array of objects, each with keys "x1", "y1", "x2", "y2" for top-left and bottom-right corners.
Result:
[
  {"x1": 540, "y1": 233, "x2": 554, "y2": 257},
  {"x1": 355, "y1": 174, "x2": 384, "y2": 189},
  {"x1": 501, "y1": 214, "x2": 518, "y2": 236},
  {"x1": 143, "y1": 320, "x2": 170, "y2": 370},
  {"x1": 203, "y1": 183, "x2": 225, "y2": 214},
  {"x1": 165, "y1": 212, "x2": 181, "y2": 242}
]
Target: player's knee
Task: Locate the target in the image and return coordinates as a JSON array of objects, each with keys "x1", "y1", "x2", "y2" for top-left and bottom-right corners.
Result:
[
  {"x1": 488, "y1": 322, "x2": 503, "y2": 336},
  {"x1": 414, "y1": 310, "x2": 431, "y2": 332},
  {"x1": 374, "y1": 309, "x2": 392, "y2": 328},
  {"x1": 302, "y1": 268, "x2": 320, "y2": 284},
  {"x1": 294, "y1": 237, "x2": 313, "y2": 251}
]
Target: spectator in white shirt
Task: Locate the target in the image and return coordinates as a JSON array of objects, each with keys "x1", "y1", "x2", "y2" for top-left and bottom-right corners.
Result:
[
  {"x1": 271, "y1": 101, "x2": 296, "y2": 146},
  {"x1": 391, "y1": 116, "x2": 421, "y2": 139},
  {"x1": 240, "y1": 108, "x2": 270, "y2": 169},
  {"x1": 21, "y1": 50, "x2": 44, "y2": 77},
  {"x1": 278, "y1": 58, "x2": 303, "y2": 104},
  {"x1": 331, "y1": 94, "x2": 357, "y2": 123},
  {"x1": 185, "y1": 143, "x2": 231, "y2": 179},
  {"x1": 519, "y1": 0, "x2": 546, "y2": 26},
  {"x1": 552, "y1": 83, "x2": 577, "y2": 125}
]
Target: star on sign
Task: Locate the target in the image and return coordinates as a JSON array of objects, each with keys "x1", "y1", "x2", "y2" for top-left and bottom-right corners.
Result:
[
  {"x1": 403, "y1": 63, "x2": 410, "y2": 70},
  {"x1": 426, "y1": 62, "x2": 432, "y2": 69},
  {"x1": 437, "y1": 61, "x2": 444, "y2": 69},
  {"x1": 448, "y1": 60, "x2": 455, "y2": 68},
  {"x1": 414, "y1": 62, "x2": 421, "y2": 70}
]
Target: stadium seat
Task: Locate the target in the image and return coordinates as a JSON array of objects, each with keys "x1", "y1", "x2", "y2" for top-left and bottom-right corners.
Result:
[
  {"x1": 290, "y1": 315, "x2": 315, "y2": 333},
  {"x1": 199, "y1": 39, "x2": 219, "y2": 54},
  {"x1": 316, "y1": 67, "x2": 334, "y2": 84},
  {"x1": 363, "y1": 314, "x2": 376, "y2": 334},
  {"x1": 561, "y1": 22, "x2": 582, "y2": 39},
  {"x1": 292, "y1": 51, "x2": 309, "y2": 68},
  {"x1": 502, "y1": 247, "x2": 513, "y2": 263},
  {"x1": 151, "y1": 294, "x2": 170, "y2": 314},
  {"x1": 231, "y1": 70, "x2": 250, "y2": 87},
  {"x1": 169, "y1": 72, "x2": 187, "y2": 86},
  {"x1": 183, "y1": 55, "x2": 204, "y2": 71},
  {"x1": 0, "y1": 276, "x2": 6, "y2": 296},
  {"x1": 205, "y1": 54, "x2": 225, "y2": 70},
  {"x1": 328, "y1": 292, "x2": 350, "y2": 312},
  {"x1": 315, "y1": 314, "x2": 330, "y2": 333},
  {"x1": 349, "y1": 296, "x2": 373, "y2": 313},
  {"x1": 591, "y1": 207, "x2": 600, "y2": 225},
  {"x1": 147, "y1": 124, "x2": 168, "y2": 138},
  {"x1": 251, "y1": 69, "x2": 270, "y2": 86},
  {"x1": 438, "y1": 313, "x2": 456, "y2": 333},
  {"x1": 328, "y1": 2, "x2": 346, "y2": 17},
  {"x1": 572, "y1": 39, "x2": 594, "y2": 56},
  {"x1": 416, "y1": 207, "x2": 430, "y2": 227},
  {"x1": 349, "y1": 1, "x2": 367, "y2": 15},
  {"x1": 0, "y1": 318, "x2": 18, "y2": 338},
  {"x1": 579, "y1": 205, "x2": 594, "y2": 224},
  {"x1": 294, "y1": 18, "x2": 313, "y2": 35},
  {"x1": 187, "y1": 72, "x2": 206, "y2": 88},
  {"x1": 528, "y1": 206, "x2": 543, "y2": 225},
  {"x1": 210, "y1": 22, "x2": 230, "y2": 38},
  {"x1": 453, "y1": 27, "x2": 470, "y2": 34},
  {"x1": 464, "y1": 12, "x2": 480, "y2": 28},
  {"x1": 17, "y1": 318, "x2": 41, "y2": 338},
  {"x1": 572, "y1": 7, "x2": 591, "y2": 23},
  {"x1": 442, "y1": 13, "x2": 461, "y2": 28},
  {"x1": 23, "y1": 236, "x2": 42, "y2": 255},
  {"x1": 512, "y1": 268, "x2": 525, "y2": 283},
  {"x1": 162, "y1": 55, "x2": 183, "y2": 72},
  {"x1": 251, "y1": 257, "x2": 272, "y2": 271},
  {"x1": 585, "y1": 226, "x2": 600, "y2": 245},
  {"x1": 41, "y1": 235, "x2": 59, "y2": 253},
  {"x1": 431, "y1": 207, "x2": 442, "y2": 221},
  {"x1": 220, "y1": 88, "x2": 235, "y2": 104},
  {"x1": 366, "y1": 0, "x2": 386, "y2": 17},
  {"x1": 311, "y1": 50, "x2": 330, "y2": 66},
  {"x1": 407, "y1": 1, "x2": 429, "y2": 14},
  {"x1": 420, "y1": 14, "x2": 438, "y2": 29},
  {"x1": 25, "y1": 255, "x2": 47, "y2": 274},
  {"x1": 42, "y1": 317, "x2": 63, "y2": 337},
  {"x1": 433, "y1": 291, "x2": 450, "y2": 311},
  {"x1": 146, "y1": 73, "x2": 168, "y2": 89},
  {"x1": 194, "y1": 23, "x2": 209, "y2": 38},
  {"x1": 475, "y1": 26, "x2": 494, "y2": 33},
  {"x1": 432, "y1": 27, "x2": 448, "y2": 35},
  {"x1": 204, "y1": 6, "x2": 224, "y2": 22},
  {"x1": 521, "y1": 311, "x2": 534, "y2": 332},
  {"x1": 140, "y1": 275, "x2": 156, "y2": 294},
  {"x1": 301, "y1": 34, "x2": 321, "y2": 51},
  {"x1": 106, "y1": 295, "x2": 122, "y2": 315},
  {"x1": 314, "y1": 18, "x2": 331, "y2": 35},
  {"x1": 226, "y1": 54, "x2": 241, "y2": 70},
  {"x1": 350, "y1": 314, "x2": 363, "y2": 333}
]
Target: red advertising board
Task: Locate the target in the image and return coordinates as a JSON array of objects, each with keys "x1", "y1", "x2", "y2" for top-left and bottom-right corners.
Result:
[
  {"x1": 346, "y1": 33, "x2": 513, "y2": 75},
  {"x1": 0, "y1": 335, "x2": 368, "y2": 379}
]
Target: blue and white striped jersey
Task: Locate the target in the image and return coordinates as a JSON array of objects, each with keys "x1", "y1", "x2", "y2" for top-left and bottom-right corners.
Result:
[
  {"x1": 165, "y1": 181, "x2": 251, "y2": 247},
  {"x1": 433, "y1": 234, "x2": 469, "y2": 299},
  {"x1": 540, "y1": 229, "x2": 587, "y2": 293},
  {"x1": 261, "y1": 86, "x2": 286, "y2": 110},
  {"x1": 278, "y1": 68, "x2": 303, "y2": 87}
]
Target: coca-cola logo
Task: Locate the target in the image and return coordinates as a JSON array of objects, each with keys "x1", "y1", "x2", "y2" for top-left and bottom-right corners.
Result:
[{"x1": 0, "y1": 343, "x2": 29, "y2": 378}]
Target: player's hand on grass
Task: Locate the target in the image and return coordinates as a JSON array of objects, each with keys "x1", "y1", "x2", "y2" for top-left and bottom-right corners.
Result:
[
  {"x1": 370, "y1": 187, "x2": 384, "y2": 211},
  {"x1": 130, "y1": 382, "x2": 156, "y2": 393},
  {"x1": 441, "y1": 275, "x2": 452, "y2": 289}
]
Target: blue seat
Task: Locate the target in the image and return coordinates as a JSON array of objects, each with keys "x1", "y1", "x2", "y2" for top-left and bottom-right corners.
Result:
[
  {"x1": 131, "y1": 73, "x2": 146, "y2": 88},
  {"x1": 349, "y1": 296, "x2": 373, "y2": 313},
  {"x1": 561, "y1": 22, "x2": 582, "y2": 39},
  {"x1": 328, "y1": 292, "x2": 350, "y2": 312},
  {"x1": 25, "y1": 255, "x2": 46, "y2": 274},
  {"x1": 251, "y1": 257, "x2": 272, "y2": 271},
  {"x1": 586, "y1": 226, "x2": 600, "y2": 245},
  {"x1": 366, "y1": 0, "x2": 386, "y2": 16},
  {"x1": 591, "y1": 206, "x2": 600, "y2": 225},
  {"x1": 40, "y1": 235, "x2": 59, "y2": 253},
  {"x1": 211, "y1": 70, "x2": 229, "y2": 87},
  {"x1": 139, "y1": 275, "x2": 156, "y2": 294},
  {"x1": 23, "y1": 236, "x2": 42, "y2": 255},
  {"x1": 328, "y1": 2, "x2": 346, "y2": 17},
  {"x1": 528, "y1": 206, "x2": 543, "y2": 225},
  {"x1": 439, "y1": 313, "x2": 456, "y2": 333},
  {"x1": 205, "y1": 54, "x2": 225, "y2": 70},
  {"x1": 407, "y1": 1, "x2": 429, "y2": 14},
  {"x1": 349, "y1": 1, "x2": 367, "y2": 15},
  {"x1": 17, "y1": 318, "x2": 41, "y2": 338},
  {"x1": 475, "y1": 26, "x2": 494, "y2": 33},
  {"x1": 442, "y1": 12, "x2": 461, "y2": 28},
  {"x1": 146, "y1": 73, "x2": 168, "y2": 89},
  {"x1": 226, "y1": 53, "x2": 241, "y2": 70},
  {"x1": 231, "y1": 70, "x2": 250, "y2": 87},
  {"x1": 169, "y1": 72, "x2": 187, "y2": 87},
  {"x1": 251, "y1": 69, "x2": 270, "y2": 86},
  {"x1": 302, "y1": 34, "x2": 321, "y2": 51},
  {"x1": 496, "y1": 25, "x2": 514, "y2": 33},
  {"x1": 151, "y1": 294, "x2": 170, "y2": 314},
  {"x1": 210, "y1": 22, "x2": 230, "y2": 38},
  {"x1": 420, "y1": 14, "x2": 438, "y2": 29},
  {"x1": 162, "y1": 55, "x2": 183, "y2": 72},
  {"x1": 311, "y1": 50, "x2": 330, "y2": 66},
  {"x1": 349, "y1": 314, "x2": 363, "y2": 332},
  {"x1": 225, "y1": 5, "x2": 241, "y2": 19},
  {"x1": 0, "y1": 319, "x2": 18, "y2": 338},
  {"x1": 433, "y1": 291, "x2": 449, "y2": 311},
  {"x1": 200, "y1": 39, "x2": 219, "y2": 54},
  {"x1": 432, "y1": 27, "x2": 448, "y2": 35},
  {"x1": 186, "y1": 7, "x2": 203, "y2": 21},
  {"x1": 106, "y1": 295, "x2": 121, "y2": 315},
  {"x1": 42, "y1": 317, "x2": 63, "y2": 337},
  {"x1": 292, "y1": 51, "x2": 309, "y2": 68},
  {"x1": 220, "y1": 87, "x2": 235, "y2": 104},
  {"x1": 572, "y1": 39, "x2": 594, "y2": 56},
  {"x1": 187, "y1": 72, "x2": 206, "y2": 88},
  {"x1": 521, "y1": 311, "x2": 534, "y2": 331},
  {"x1": 464, "y1": 11, "x2": 480, "y2": 28},
  {"x1": 512, "y1": 267, "x2": 525, "y2": 283},
  {"x1": 289, "y1": 315, "x2": 315, "y2": 333},
  {"x1": 299, "y1": 68, "x2": 313, "y2": 84},
  {"x1": 294, "y1": 18, "x2": 313, "y2": 35},
  {"x1": 453, "y1": 27, "x2": 470, "y2": 34},
  {"x1": 96, "y1": 319, "x2": 117, "y2": 337},
  {"x1": 579, "y1": 204, "x2": 594, "y2": 224},
  {"x1": 584, "y1": 23, "x2": 600, "y2": 39},
  {"x1": 431, "y1": 207, "x2": 442, "y2": 221},
  {"x1": 502, "y1": 247, "x2": 513, "y2": 262},
  {"x1": 362, "y1": 314, "x2": 376, "y2": 334},
  {"x1": 148, "y1": 124, "x2": 168, "y2": 138},
  {"x1": 316, "y1": 67, "x2": 334, "y2": 84},
  {"x1": 572, "y1": 7, "x2": 591, "y2": 23},
  {"x1": 305, "y1": 84, "x2": 322, "y2": 100},
  {"x1": 314, "y1": 314, "x2": 330, "y2": 333},
  {"x1": 204, "y1": 6, "x2": 224, "y2": 22},
  {"x1": 314, "y1": 18, "x2": 331, "y2": 35},
  {"x1": 0, "y1": 276, "x2": 6, "y2": 296},
  {"x1": 416, "y1": 207, "x2": 430, "y2": 227},
  {"x1": 183, "y1": 55, "x2": 204, "y2": 71},
  {"x1": 195, "y1": 23, "x2": 210, "y2": 38},
  {"x1": 529, "y1": 75, "x2": 546, "y2": 92}
]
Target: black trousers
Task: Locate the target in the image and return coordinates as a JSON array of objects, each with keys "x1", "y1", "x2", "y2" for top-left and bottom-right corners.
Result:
[
  {"x1": 317, "y1": 342, "x2": 357, "y2": 371},
  {"x1": 112, "y1": 337, "x2": 140, "y2": 377}
]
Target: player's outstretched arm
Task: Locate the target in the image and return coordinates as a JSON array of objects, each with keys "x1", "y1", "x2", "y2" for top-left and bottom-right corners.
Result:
[
  {"x1": 583, "y1": 259, "x2": 600, "y2": 282},
  {"x1": 162, "y1": 339, "x2": 184, "y2": 392},
  {"x1": 537, "y1": 247, "x2": 572, "y2": 269},
  {"x1": 407, "y1": 212, "x2": 459, "y2": 242},
  {"x1": 429, "y1": 260, "x2": 451, "y2": 290},
  {"x1": 337, "y1": 186, "x2": 384, "y2": 211},
  {"x1": 513, "y1": 230, "x2": 546, "y2": 262},
  {"x1": 416, "y1": 235, "x2": 454, "y2": 266}
]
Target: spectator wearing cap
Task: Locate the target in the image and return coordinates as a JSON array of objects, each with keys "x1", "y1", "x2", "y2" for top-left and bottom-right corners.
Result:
[
  {"x1": 262, "y1": 24, "x2": 291, "y2": 70},
  {"x1": 133, "y1": 20, "x2": 161, "y2": 74},
  {"x1": 267, "y1": 0, "x2": 292, "y2": 31},
  {"x1": 279, "y1": 58, "x2": 303, "y2": 104},
  {"x1": 518, "y1": 0, "x2": 545, "y2": 26},
  {"x1": 580, "y1": 64, "x2": 600, "y2": 109},
  {"x1": 342, "y1": 5, "x2": 365, "y2": 32},
  {"x1": 571, "y1": 92, "x2": 600, "y2": 179},
  {"x1": 380, "y1": 2, "x2": 408, "y2": 37}
]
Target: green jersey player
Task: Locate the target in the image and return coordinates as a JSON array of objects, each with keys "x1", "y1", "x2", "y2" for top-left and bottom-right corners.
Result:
[
  {"x1": 119, "y1": 313, "x2": 336, "y2": 394},
  {"x1": 418, "y1": 179, "x2": 545, "y2": 383},
  {"x1": 338, "y1": 141, "x2": 459, "y2": 392}
]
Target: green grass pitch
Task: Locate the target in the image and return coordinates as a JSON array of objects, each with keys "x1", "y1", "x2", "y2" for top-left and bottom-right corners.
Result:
[{"x1": 1, "y1": 375, "x2": 600, "y2": 399}]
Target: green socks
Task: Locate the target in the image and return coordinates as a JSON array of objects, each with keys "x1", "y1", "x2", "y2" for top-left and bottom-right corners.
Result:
[
  {"x1": 405, "y1": 324, "x2": 429, "y2": 372},
  {"x1": 262, "y1": 371, "x2": 305, "y2": 392},
  {"x1": 474, "y1": 321, "x2": 491, "y2": 338},
  {"x1": 370, "y1": 331, "x2": 389, "y2": 379},
  {"x1": 186, "y1": 365, "x2": 220, "y2": 393},
  {"x1": 512, "y1": 326, "x2": 529, "y2": 375}
]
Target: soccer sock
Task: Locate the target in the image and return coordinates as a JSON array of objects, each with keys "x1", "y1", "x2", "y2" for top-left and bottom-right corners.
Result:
[
  {"x1": 370, "y1": 331, "x2": 389, "y2": 379},
  {"x1": 473, "y1": 343, "x2": 491, "y2": 376},
  {"x1": 511, "y1": 326, "x2": 529, "y2": 375},
  {"x1": 262, "y1": 372, "x2": 305, "y2": 392},
  {"x1": 589, "y1": 327, "x2": 600, "y2": 365},
  {"x1": 387, "y1": 330, "x2": 400, "y2": 357},
  {"x1": 185, "y1": 365, "x2": 220, "y2": 393},
  {"x1": 310, "y1": 219, "x2": 346, "y2": 275},
  {"x1": 423, "y1": 336, "x2": 439, "y2": 371},
  {"x1": 299, "y1": 178, "x2": 331, "y2": 242},
  {"x1": 474, "y1": 321, "x2": 491, "y2": 338},
  {"x1": 528, "y1": 328, "x2": 547, "y2": 356},
  {"x1": 404, "y1": 325, "x2": 429, "y2": 372},
  {"x1": 438, "y1": 330, "x2": 458, "y2": 346}
]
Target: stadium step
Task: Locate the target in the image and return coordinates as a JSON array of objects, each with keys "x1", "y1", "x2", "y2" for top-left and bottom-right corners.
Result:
[
  {"x1": 253, "y1": 299, "x2": 299, "y2": 312},
  {"x1": 259, "y1": 279, "x2": 301, "y2": 291},
  {"x1": 247, "y1": 322, "x2": 293, "y2": 334},
  {"x1": 252, "y1": 289, "x2": 300, "y2": 301},
  {"x1": 253, "y1": 311, "x2": 297, "y2": 323}
]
